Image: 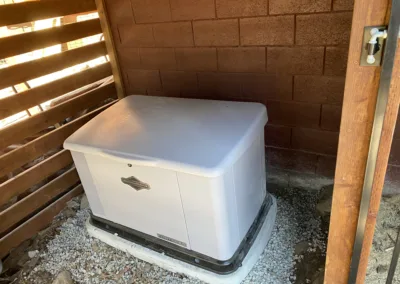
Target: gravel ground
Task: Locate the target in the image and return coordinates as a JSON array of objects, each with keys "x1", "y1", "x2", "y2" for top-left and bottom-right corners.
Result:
[
  {"x1": 366, "y1": 194, "x2": 400, "y2": 283},
  {"x1": 11, "y1": 186, "x2": 327, "y2": 284}
]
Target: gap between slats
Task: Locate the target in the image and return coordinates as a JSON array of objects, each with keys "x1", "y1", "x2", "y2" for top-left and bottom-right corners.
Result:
[
  {"x1": 0, "y1": 63, "x2": 112, "y2": 120},
  {"x1": 0, "y1": 184, "x2": 83, "y2": 259},
  {"x1": 0, "y1": 149, "x2": 73, "y2": 208},
  {"x1": 0, "y1": 18, "x2": 102, "y2": 60},
  {"x1": 0, "y1": 0, "x2": 97, "y2": 27},
  {"x1": 0, "y1": 101, "x2": 116, "y2": 178},
  {"x1": 0, "y1": 82, "x2": 117, "y2": 150},
  {"x1": 0, "y1": 41, "x2": 107, "y2": 91}
]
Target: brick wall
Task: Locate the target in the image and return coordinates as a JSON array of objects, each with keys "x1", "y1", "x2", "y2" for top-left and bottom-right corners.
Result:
[{"x1": 104, "y1": 0, "x2": 354, "y2": 181}]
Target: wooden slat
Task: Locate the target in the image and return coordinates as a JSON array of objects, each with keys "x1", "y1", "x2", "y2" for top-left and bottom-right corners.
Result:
[
  {"x1": 0, "y1": 63, "x2": 112, "y2": 120},
  {"x1": 0, "y1": 82, "x2": 116, "y2": 149},
  {"x1": 95, "y1": 0, "x2": 126, "y2": 99},
  {"x1": 0, "y1": 41, "x2": 107, "y2": 90},
  {"x1": 0, "y1": 150, "x2": 73, "y2": 208},
  {"x1": 0, "y1": 167, "x2": 79, "y2": 235},
  {"x1": 0, "y1": 19, "x2": 102, "y2": 60},
  {"x1": 324, "y1": 0, "x2": 390, "y2": 282},
  {"x1": 0, "y1": 184, "x2": 83, "y2": 259},
  {"x1": 0, "y1": 0, "x2": 96, "y2": 27},
  {"x1": 0, "y1": 101, "x2": 115, "y2": 178}
]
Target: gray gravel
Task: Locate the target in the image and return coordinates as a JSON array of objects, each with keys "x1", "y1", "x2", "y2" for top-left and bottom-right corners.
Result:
[
  {"x1": 22, "y1": 187, "x2": 326, "y2": 284},
  {"x1": 366, "y1": 194, "x2": 400, "y2": 283}
]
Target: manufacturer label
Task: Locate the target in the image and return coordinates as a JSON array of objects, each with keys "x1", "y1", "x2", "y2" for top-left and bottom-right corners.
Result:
[{"x1": 157, "y1": 233, "x2": 187, "y2": 248}]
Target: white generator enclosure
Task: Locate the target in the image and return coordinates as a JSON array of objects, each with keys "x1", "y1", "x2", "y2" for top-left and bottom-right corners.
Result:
[{"x1": 64, "y1": 95, "x2": 276, "y2": 276}]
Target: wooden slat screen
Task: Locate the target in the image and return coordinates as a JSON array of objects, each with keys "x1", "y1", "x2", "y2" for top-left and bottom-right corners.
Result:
[
  {"x1": 0, "y1": 82, "x2": 116, "y2": 149},
  {"x1": 0, "y1": 41, "x2": 107, "y2": 90},
  {"x1": 0, "y1": 101, "x2": 115, "y2": 178},
  {"x1": 0, "y1": 18, "x2": 102, "y2": 59},
  {"x1": 0, "y1": 167, "x2": 80, "y2": 236},
  {"x1": 0, "y1": 150, "x2": 72, "y2": 208},
  {"x1": 0, "y1": 63, "x2": 112, "y2": 120},
  {"x1": 0, "y1": 0, "x2": 121, "y2": 259},
  {"x1": 0, "y1": 0, "x2": 97, "y2": 26},
  {"x1": 0, "y1": 185, "x2": 83, "y2": 259}
]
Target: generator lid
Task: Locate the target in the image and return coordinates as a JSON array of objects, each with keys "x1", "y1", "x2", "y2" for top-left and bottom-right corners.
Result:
[{"x1": 64, "y1": 95, "x2": 267, "y2": 177}]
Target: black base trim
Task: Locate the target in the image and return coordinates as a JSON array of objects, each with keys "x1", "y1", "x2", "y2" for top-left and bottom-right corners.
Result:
[{"x1": 90, "y1": 194, "x2": 273, "y2": 275}]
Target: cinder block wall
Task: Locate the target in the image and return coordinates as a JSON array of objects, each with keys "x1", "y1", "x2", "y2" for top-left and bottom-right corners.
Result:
[{"x1": 102, "y1": 0, "x2": 400, "y2": 190}]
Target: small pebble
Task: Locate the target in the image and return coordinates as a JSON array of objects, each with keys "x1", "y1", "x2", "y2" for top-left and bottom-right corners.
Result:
[{"x1": 28, "y1": 250, "x2": 39, "y2": 259}]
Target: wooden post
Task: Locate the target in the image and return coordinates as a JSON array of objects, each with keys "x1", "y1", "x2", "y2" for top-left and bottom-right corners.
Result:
[
  {"x1": 325, "y1": 0, "x2": 389, "y2": 284},
  {"x1": 94, "y1": 0, "x2": 126, "y2": 99},
  {"x1": 354, "y1": 41, "x2": 400, "y2": 283},
  {"x1": 324, "y1": 0, "x2": 393, "y2": 283}
]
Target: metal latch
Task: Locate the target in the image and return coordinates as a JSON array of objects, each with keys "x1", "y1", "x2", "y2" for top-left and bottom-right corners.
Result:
[{"x1": 360, "y1": 26, "x2": 388, "y2": 66}]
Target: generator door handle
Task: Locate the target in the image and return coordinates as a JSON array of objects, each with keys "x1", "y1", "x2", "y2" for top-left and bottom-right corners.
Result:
[{"x1": 121, "y1": 176, "x2": 151, "y2": 191}]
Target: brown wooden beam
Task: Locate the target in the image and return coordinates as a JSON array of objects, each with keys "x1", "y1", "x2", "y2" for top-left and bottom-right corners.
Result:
[
  {"x1": 94, "y1": 0, "x2": 126, "y2": 99},
  {"x1": 325, "y1": 0, "x2": 393, "y2": 282},
  {"x1": 355, "y1": 41, "x2": 400, "y2": 284}
]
